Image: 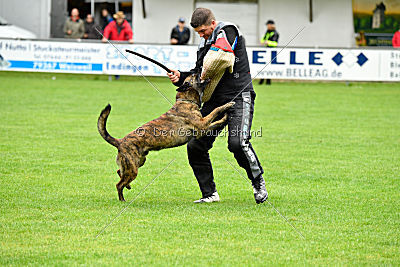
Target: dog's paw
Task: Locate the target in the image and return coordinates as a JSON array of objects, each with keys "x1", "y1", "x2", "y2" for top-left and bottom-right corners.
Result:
[
  {"x1": 221, "y1": 113, "x2": 229, "y2": 122},
  {"x1": 227, "y1": 101, "x2": 235, "y2": 108}
]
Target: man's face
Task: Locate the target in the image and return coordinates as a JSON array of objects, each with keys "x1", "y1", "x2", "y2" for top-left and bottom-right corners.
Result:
[
  {"x1": 267, "y1": 23, "x2": 275, "y2": 31},
  {"x1": 86, "y1": 14, "x2": 93, "y2": 23},
  {"x1": 194, "y1": 20, "x2": 216, "y2": 40},
  {"x1": 116, "y1": 18, "x2": 124, "y2": 25},
  {"x1": 71, "y1": 9, "x2": 79, "y2": 18}
]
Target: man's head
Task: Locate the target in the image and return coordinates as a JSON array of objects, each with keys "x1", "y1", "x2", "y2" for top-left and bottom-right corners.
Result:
[
  {"x1": 113, "y1": 11, "x2": 125, "y2": 25},
  {"x1": 266, "y1": 20, "x2": 275, "y2": 31},
  {"x1": 86, "y1": 14, "x2": 93, "y2": 23},
  {"x1": 71, "y1": 8, "x2": 79, "y2": 18},
  {"x1": 190, "y1": 8, "x2": 217, "y2": 40},
  {"x1": 102, "y1": 9, "x2": 109, "y2": 17},
  {"x1": 178, "y1": 17, "x2": 185, "y2": 27}
]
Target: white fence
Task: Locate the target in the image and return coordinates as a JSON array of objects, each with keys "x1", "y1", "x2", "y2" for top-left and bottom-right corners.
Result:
[{"x1": 0, "y1": 39, "x2": 399, "y2": 81}]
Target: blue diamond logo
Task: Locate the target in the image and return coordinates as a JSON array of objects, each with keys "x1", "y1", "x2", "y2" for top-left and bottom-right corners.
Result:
[
  {"x1": 332, "y1": 53, "x2": 343, "y2": 66},
  {"x1": 357, "y1": 53, "x2": 368, "y2": 66}
]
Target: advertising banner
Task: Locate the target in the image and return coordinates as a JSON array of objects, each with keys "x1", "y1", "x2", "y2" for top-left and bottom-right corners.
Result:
[
  {"x1": 248, "y1": 47, "x2": 400, "y2": 81},
  {"x1": 0, "y1": 39, "x2": 399, "y2": 81},
  {"x1": 0, "y1": 40, "x2": 104, "y2": 73}
]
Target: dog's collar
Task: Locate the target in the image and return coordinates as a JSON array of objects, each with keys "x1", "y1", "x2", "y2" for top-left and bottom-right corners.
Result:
[{"x1": 177, "y1": 98, "x2": 201, "y2": 107}]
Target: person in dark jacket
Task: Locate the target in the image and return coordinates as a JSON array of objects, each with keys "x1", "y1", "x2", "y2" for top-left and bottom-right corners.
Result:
[
  {"x1": 170, "y1": 17, "x2": 191, "y2": 45},
  {"x1": 167, "y1": 8, "x2": 268, "y2": 204},
  {"x1": 259, "y1": 20, "x2": 279, "y2": 85},
  {"x1": 100, "y1": 8, "x2": 113, "y2": 30},
  {"x1": 83, "y1": 14, "x2": 101, "y2": 39}
]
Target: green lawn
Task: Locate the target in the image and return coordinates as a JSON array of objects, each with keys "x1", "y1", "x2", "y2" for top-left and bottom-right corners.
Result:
[{"x1": 0, "y1": 71, "x2": 399, "y2": 265}]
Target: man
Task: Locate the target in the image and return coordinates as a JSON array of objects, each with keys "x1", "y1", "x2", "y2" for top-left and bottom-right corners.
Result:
[
  {"x1": 259, "y1": 20, "x2": 279, "y2": 85},
  {"x1": 170, "y1": 17, "x2": 191, "y2": 45},
  {"x1": 102, "y1": 11, "x2": 133, "y2": 43},
  {"x1": 63, "y1": 8, "x2": 85, "y2": 39},
  {"x1": 168, "y1": 8, "x2": 268, "y2": 204},
  {"x1": 83, "y1": 14, "x2": 101, "y2": 39},
  {"x1": 100, "y1": 8, "x2": 113, "y2": 30}
]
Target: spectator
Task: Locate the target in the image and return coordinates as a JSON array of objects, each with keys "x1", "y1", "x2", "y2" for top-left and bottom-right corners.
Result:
[
  {"x1": 83, "y1": 14, "x2": 101, "y2": 39},
  {"x1": 100, "y1": 8, "x2": 113, "y2": 30},
  {"x1": 63, "y1": 8, "x2": 85, "y2": 39},
  {"x1": 393, "y1": 28, "x2": 400, "y2": 48},
  {"x1": 170, "y1": 17, "x2": 191, "y2": 45},
  {"x1": 259, "y1": 20, "x2": 279, "y2": 85},
  {"x1": 102, "y1": 11, "x2": 133, "y2": 43}
]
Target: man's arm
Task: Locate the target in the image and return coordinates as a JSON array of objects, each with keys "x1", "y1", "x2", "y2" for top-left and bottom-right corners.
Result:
[
  {"x1": 102, "y1": 24, "x2": 111, "y2": 42},
  {"x1": 222, "y1": 26, "x2": 238, "y2": 47},
  {"x1": 170, "y1": 28, "x2": 179, "y2": 44},
  {"x1": 79, "y1": 21, "x2": 85, "y2": 38},
  {"x1": 260, "y1": 32, "x2": 267, "y2": 45},
  {"x1": 63, "y1": 20, "x2": 69, "y2": 35},
  {"x1": 200, "y1": 26, "x2": 237, "y2": 102},
  {"x1": 182, "y1": 28, "x2": 191, "y2": 44},
  {"x1": 168, "y1": 70, "x2": 193, "y2": 86},
  {"x1": 125, "y1": 22, "x2": 134, "y2": 43},
  {"x1": 267, "y1": 31, "x2": 278, "y2": 47}
]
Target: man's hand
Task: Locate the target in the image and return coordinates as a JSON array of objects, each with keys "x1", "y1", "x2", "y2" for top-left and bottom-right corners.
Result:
[
  {"x1": 67, "y1": 30, "x2": 72, "y2": 35},
  {"x1": 167, "y1": 69, "x2": 180, "y2": 83},
  {"x1": 128, "y1": 39, "x2": 134, "y2": 44},
  {"x1": 101, "y1": 37, "x2": 108, "y2": 43}
]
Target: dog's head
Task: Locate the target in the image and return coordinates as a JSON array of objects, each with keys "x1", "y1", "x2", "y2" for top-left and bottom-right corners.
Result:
[{"x1": 176, "y1": 72, "x2": 210, "y2": 105}]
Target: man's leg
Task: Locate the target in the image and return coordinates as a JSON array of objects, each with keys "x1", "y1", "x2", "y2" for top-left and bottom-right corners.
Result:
[
  {"x1": 187, "y1": 101, "x2": 225, "y2": 199},
  {"x1": 187, "y1": 135, "x2": 219, "y2": 199},
  {"x1": 227, "y1": 91, "x2": 268, "y2": 203}
]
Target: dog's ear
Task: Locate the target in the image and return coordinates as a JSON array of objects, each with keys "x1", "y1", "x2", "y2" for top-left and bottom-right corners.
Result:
[{"x1": 176, "y1": 82, "x2": 190, "y2": 92}]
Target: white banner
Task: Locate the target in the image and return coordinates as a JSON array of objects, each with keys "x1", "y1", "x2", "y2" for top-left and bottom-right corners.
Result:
[
  {"x1": 248, "y1": 47, "x2": 400, "y2": 81},
  {"x1": 0, "y1": 39, "x2": 399, "y2": 81},
  {"x1": 0, "y1": 40, "x2": 104, "y2": 73}
]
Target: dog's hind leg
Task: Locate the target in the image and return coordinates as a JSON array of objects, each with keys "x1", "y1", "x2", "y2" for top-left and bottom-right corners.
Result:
[
  {"x1": 116, "y1": 177, "x2": 126, "y2": 201},
  {"x1": 117, "y1": 169, "x2": 131, "y2": 190},
  {"x1": 117, "y1": 169, "x2": 138, "y2": 201},
  {"x1": 116, "y1": 154, "x2": 138, "y2": 201}
]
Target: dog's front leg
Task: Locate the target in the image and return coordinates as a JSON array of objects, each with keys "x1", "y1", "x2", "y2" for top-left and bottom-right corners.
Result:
[
  {"x1": 207, "y1": 113, "x2": 229, "y2": 131},
  {"x1": 202, "y1": 101, "x2": 235, "y2": 124}
]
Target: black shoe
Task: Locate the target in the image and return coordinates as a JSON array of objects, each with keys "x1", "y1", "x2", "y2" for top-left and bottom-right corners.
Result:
[{"x1": 252, "y1": 175, "x2": 268, "y2": 204}]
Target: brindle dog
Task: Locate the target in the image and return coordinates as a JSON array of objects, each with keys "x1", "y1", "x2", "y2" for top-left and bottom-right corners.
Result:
[{"x1": 98, "y1": 73, "x2": 234, "y2": 201}]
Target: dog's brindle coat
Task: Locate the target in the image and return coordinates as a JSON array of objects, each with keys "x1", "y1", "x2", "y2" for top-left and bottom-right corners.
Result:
[{"x1": 98, "y1": 74, "x2": 234, "y2": 201}]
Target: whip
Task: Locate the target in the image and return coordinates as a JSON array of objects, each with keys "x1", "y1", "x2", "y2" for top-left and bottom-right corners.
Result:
[{"x1": 125, "y1": 49, "x2": 172, "y2": 74}]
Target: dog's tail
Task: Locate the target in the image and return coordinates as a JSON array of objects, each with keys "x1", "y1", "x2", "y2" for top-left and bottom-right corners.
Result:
[{"x1": 97, "y1": 104, "x2": 120, "y2": 148}]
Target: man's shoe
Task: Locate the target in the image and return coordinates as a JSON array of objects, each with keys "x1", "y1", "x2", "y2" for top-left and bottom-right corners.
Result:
[
  {"x1": 194, "y1": 191, "x2": 220, "y2": 203},
  {"x1": 252, "y1": 175, "x2": 268, "y2": 204}
]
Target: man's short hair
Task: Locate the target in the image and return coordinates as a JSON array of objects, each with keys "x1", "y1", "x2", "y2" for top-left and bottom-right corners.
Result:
[{"x1": 190, "y1": 8, "x2": 215, "y2": 28}]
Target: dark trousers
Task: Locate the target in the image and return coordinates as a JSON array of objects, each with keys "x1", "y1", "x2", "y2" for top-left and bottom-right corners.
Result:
[
  {"x1": 187, "y1": 91, "x2": 264, "y2": 198},
  {"x1": 259, "y1": 79, "x2": 271, "y2": 85}
]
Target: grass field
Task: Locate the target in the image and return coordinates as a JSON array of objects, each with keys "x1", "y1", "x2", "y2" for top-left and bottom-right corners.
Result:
[{"x1": 0, "y1": 71, "x2": 399, "y2": 265}]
